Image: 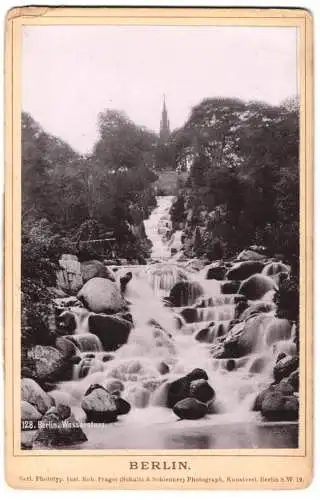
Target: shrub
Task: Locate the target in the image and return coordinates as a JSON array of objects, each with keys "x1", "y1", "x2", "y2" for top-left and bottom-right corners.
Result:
[
  {"x1": 170, "y1": 195, "x2": 186, "y2": 228},
  {"x1": 207, "y1": 237, "x2": 225, "y2": 261},
  {"x1": 274, "y1": 274, "x2": 299, "y2": 323},
  {"x1": 21, "y1": 279, "x2": 56, "y2": 347}
]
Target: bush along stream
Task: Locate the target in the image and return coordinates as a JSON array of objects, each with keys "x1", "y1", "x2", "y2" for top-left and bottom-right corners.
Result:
[{"x1": 21, "y1": 196, "x2": 299, "y2": 450}]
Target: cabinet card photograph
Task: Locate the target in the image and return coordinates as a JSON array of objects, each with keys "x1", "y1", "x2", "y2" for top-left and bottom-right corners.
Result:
[{"x1": 5, "y1": 7, "x2": 313, "y2": 489}]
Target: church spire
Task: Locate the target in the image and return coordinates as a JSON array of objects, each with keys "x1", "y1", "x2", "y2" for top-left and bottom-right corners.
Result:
[{"x1": 160, "y1": 94, "x2": 170, "y2": 142}]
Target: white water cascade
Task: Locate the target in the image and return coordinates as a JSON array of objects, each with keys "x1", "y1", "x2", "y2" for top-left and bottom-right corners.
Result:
[
  {"x1": 54, "y1": 196, "x2": 298, "y2": 449},
  {"x1": 143, "y1": 195, "x2": 175, "y2": 260}
]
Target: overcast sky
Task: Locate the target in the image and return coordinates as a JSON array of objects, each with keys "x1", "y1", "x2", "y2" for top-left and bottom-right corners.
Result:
[{"x1": 22, "y1": 25, "x2": 298, "y2": 154}]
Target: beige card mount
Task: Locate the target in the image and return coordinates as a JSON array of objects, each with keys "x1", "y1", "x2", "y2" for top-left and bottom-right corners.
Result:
[{"x1": 4, "y1": 7, "x2": 313, "y2": 489}]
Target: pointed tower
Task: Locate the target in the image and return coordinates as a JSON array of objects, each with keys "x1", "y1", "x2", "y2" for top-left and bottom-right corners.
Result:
[{"x1": 160, "y1": 95, "x2": 170, "y2": 142}]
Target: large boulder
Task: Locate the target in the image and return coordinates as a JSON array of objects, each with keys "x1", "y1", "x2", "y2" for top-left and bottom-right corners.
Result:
[
  {"x1": 56, "y1": 255, "x2": 83, "y2": 294},
  {"x1": 252, "y1": 387, "x2": 272, "y2": 412},
  {"x1": 166, "y1": 281, "x2": 204, "y2": 307},
  {"x1": 21, "y1": 401, "x2": 42, "y2": 423},
  {"x1": 189, "y1": 379, "x2": 215, "y2": 403},
  {"x1": 205, "y1": 263, "x2": 226, "y2": 281},
  {"x1": 221, "y1": 340, "x2": 243, "y2": 359},
  {"x1": 166, "y1": 368, "x2": 208, "y2": 408},
  {"x1": 218, "y1": 322, "x2": 246, "y2": 358},
  {"x1": 77, "y1": 277, "x2": 127, "y2": 314},
  {"x1": 81, "y1": 386, "x2": 119, "y2": 423},
  {"x1": 276, "y1": 379, "x2": 295, "y2": 396},
  {"x1": 261, "y1": 391, "x2": 299, "y2": 421},
  {"x1": 216, "y1": 315, "x2": 273, "y2": 359},
  {"x1": 24, "y1": 346, "x2": 71, "y2": 383},
  {"x1": 180, "y1": 307, "x2": 198, "y2": 324},
  {"x1": 173, "y1": 397, "x2": 208, "y2": 420},
  {"x1": 21, "y1": 378, "x2": 52, "y2": 415},
  {"x1": 262, "y1": 262, "x2": 290, "y2": 276},
  {"x1": 221, "y1": 281, "x2": 241, "y2": 294},
  {"x1": 238, "y1": 274, "x2": 276, "y2": 301},
  {"x1": 195, "y1": 326, "x2": 213, "y2": 343},
  {"x1": 55, "y1": 336, "x2": 78, "y2": 358},
  {"x1": 226, "y1": 261, "x2": 265, "y2": 281},
  {"x1": 236, "y1": 249, "x2": 267, "y2": 261},
  {"x1": 254, "y1": 380, "x2": 297, "y2": 409},
  {"x1": 273, "y1": 355, "x2": 299, "y2": 383},
  {"x1": 33, "y1": 413, "x2": 87, "y2": 447},
  {"x1": 239, "y1": 301, "x2": 275, "y2": 321},
  {"x1": 88, "y1": 313, "x2": 132, "y2": 350},
  {"x1": 283, "y1": 396, "x2": 299, "y2": 418},
  {"x1": 80, "y1": 260, "x2": 116, "y2": 284}
]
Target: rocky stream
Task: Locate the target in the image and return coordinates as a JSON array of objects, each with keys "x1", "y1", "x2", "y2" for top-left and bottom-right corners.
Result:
[{"x1": 21, "y1": 196, "x2": 299, "y2": 450}]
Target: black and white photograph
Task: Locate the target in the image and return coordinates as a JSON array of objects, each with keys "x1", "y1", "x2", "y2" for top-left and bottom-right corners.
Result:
[{"x1": 20, "y1": 23, "x2": 300, "y2": 451}]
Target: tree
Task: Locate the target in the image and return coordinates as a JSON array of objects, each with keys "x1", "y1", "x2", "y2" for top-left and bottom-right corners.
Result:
[
  {"x1": 170, "y1": 96, "x2": 299, "y2": 260},
  {"x1": 94, "y1": 109, "x2": 158, "y2": 172},
  {"x1": 22, "y1": 112, "x2": 89, "y2": 229},
  {"x1": 90, "y1": 109, "x2": 158, "y2": 229}
]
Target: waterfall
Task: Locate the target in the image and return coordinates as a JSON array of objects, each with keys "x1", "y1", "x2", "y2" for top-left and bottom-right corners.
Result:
[
  {"x1": 55, "y1": 196, "x2": 297, "y2": 445},
  {"x1": 144, "y1": 196, "x2": 175, "y2": 260}
]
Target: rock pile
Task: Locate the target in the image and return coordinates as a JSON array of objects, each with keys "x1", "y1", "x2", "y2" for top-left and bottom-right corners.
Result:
[
  {"x1": 167, "y1": 369, "x2": 216, "y2": 420},
  {"x1": 81, "y1": 383, "x2": 131, "y2": 423},
  {"x1": 21, "y1": 378, "x2": 87, "y2": 448}
]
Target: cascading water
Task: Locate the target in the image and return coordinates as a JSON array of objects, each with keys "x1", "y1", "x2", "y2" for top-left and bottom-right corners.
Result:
[
  {"x1": 54, "y1": 196, "x2": 297, "y2": 449},
  {"x1": 143, "y1": 195, "x2": 175, "y2": 260}
]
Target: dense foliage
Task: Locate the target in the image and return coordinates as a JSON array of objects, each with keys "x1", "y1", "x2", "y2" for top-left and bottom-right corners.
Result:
[
  {"x1": 170, "y1": 97, "x2": 299, "y2": 268},
  {"x1": 22, "y1": 110, "x2": 158, "y2": 262},
  {"x1": 21, "y1": 110, "x2": 160, "y2": 347}
]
